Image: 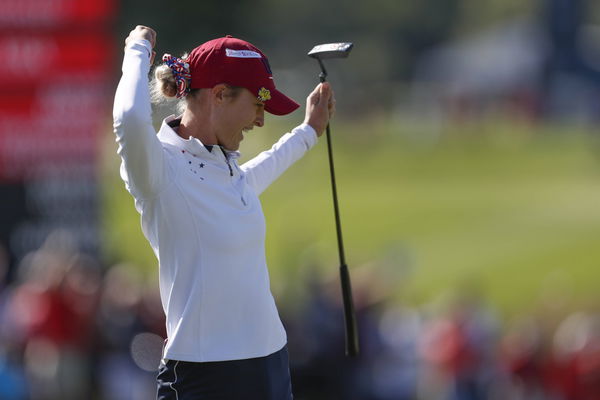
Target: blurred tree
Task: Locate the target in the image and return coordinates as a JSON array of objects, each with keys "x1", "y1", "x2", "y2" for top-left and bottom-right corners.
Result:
[
  {"x1": 246, "y1": 0, "x2": 461, "y2": 79},
  {"x1": 117, "y1": 0, "x2": 597, "y2": 114},
  {"x1": 116, "y1": 0, "x2": 248, "y2": 56},
  {"x1": 115, "y1": 0, "x2": 461, "y2": 113},
  {"x1": 454, "y1": 0, "x2": 535, "y2": 35}
]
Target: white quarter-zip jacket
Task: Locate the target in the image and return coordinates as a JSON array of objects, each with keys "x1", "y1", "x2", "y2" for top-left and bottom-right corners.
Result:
[{"x1": 113, "y1": 39, "x2": 318, "y2": 362}]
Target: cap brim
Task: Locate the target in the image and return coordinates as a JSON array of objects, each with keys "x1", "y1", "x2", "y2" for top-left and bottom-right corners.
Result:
[{"x1": 265, "y1": 89, "x2": 300, "y2": 116}]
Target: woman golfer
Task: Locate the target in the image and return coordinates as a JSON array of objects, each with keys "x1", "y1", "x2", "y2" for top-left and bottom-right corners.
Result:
[{"x1": 113, "y1": 25, "x2": 334, "y2": 399}]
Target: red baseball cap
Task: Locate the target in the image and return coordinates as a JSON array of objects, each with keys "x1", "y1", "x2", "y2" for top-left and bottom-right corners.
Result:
[{"x1": 186, "y1": 36, "x2": 299, "y2": 116}]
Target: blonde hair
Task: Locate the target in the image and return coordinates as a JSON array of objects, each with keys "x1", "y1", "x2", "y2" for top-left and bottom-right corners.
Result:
[
  {"x1": 151, "y1": 63, "x2": 179, "y2": 99},
  {"x1": 150, "y1": 53, "x2": 189, "y2": 114}
]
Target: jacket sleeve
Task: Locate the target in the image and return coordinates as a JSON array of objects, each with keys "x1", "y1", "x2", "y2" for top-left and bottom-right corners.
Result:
[
  {"x1": 112, "y1": 39, "x2": 165, "y2": 201},
  {"x1": 241, "y1": 124, "x2": 318, "y2": 195}
]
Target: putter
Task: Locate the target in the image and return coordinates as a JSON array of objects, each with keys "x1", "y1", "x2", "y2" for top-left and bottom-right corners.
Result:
[{"x1": 308, "y1": 42, "x2": 359, "y2": 357}]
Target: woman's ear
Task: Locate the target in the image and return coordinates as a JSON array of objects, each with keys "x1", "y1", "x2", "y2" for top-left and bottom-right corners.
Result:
[{"x1": 211, "y1": 84, "x2": 229, "y2": 104}]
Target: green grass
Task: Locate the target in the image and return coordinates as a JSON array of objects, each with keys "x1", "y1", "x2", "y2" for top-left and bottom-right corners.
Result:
[{"x1": 101, "y1": 115, "x2": 600, "y2": 319}]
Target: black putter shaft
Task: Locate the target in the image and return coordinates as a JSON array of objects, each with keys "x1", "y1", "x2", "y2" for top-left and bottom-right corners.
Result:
[{"x1": 308, "y1": 43, "x2": 359, "y2": 357}]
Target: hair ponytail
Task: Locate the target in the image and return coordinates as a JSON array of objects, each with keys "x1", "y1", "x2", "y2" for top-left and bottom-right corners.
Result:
[{"x1": 152, "y1": 64, "x2": 178, "y2": 99}]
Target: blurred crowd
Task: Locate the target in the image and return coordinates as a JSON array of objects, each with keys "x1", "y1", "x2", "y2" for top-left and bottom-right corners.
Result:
[
  {"x1": 286, "y1": 272, "x2": 600, "y2": 400},
  {"x1": 0, "y1": 232, "x2": 165, "y2": 400},
  {"x1": 0, "y1": 232, "x2": 598, "y2": 400}
]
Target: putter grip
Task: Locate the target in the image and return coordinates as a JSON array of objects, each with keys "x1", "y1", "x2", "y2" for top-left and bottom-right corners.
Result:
[{"x1": 340, "y1": 263, "x2": 359, "y2": 357}]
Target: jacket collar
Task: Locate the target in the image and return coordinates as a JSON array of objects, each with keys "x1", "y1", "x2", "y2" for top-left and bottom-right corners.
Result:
[{"x1": 157, "y1": 115, "x2": 241, "y2": 161}]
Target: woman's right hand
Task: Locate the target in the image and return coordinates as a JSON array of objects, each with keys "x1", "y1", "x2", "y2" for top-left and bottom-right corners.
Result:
[{"x1": 125, "y1": 25, "x2": 157, "y2": 63}]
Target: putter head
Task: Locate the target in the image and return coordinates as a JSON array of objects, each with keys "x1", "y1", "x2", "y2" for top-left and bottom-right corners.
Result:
[{"x1": 308, "y1": 42, "x2": 353, "y2": 59}]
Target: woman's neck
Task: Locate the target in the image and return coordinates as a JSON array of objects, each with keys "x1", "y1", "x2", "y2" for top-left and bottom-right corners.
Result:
[{"x1": 178, "y1": 103, "x2": 218, "y2": 146}]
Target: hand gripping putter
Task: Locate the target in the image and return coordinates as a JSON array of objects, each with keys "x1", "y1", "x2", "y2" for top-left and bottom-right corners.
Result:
[{"x1": 308, "y1": 42, "x2": 359, "y2": 357}]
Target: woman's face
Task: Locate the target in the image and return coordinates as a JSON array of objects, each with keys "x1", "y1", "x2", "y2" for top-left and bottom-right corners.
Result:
[{"x1": 216, "y1": 88, "x2": 265, "y2": 151}]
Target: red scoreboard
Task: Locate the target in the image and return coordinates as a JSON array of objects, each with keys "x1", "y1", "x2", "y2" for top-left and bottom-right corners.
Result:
[{"x1": 0, "y1": 0, "x2": 116, "y2": 278}]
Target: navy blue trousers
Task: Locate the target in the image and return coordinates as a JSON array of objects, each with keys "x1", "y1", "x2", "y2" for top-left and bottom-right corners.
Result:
[{"x1": 156, "y1": 346, "x2": 293, "y2": 400}]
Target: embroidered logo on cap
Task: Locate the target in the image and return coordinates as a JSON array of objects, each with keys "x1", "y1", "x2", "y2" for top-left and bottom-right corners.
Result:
[
  {"x1": 258, "y1": 87, "x2": 271, "y2": 102},
  {"x1": 225, "y1": 49, "x2": 262, "y2": 58}
]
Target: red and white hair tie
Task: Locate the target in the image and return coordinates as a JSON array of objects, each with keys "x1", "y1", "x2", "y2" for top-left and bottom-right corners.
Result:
[{"x1": 162, "y1": 54, "x2": 191, "y2": 98}]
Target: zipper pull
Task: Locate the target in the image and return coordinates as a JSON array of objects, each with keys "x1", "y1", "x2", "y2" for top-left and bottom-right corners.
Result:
[{"x1": 220, "y1": 147, "x2": 234, "y2": 176}]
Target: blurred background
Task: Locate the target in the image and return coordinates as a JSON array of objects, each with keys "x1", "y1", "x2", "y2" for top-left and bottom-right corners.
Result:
[{"x1": 1, "y1": 0, "x2": 600, "y2": 399}]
